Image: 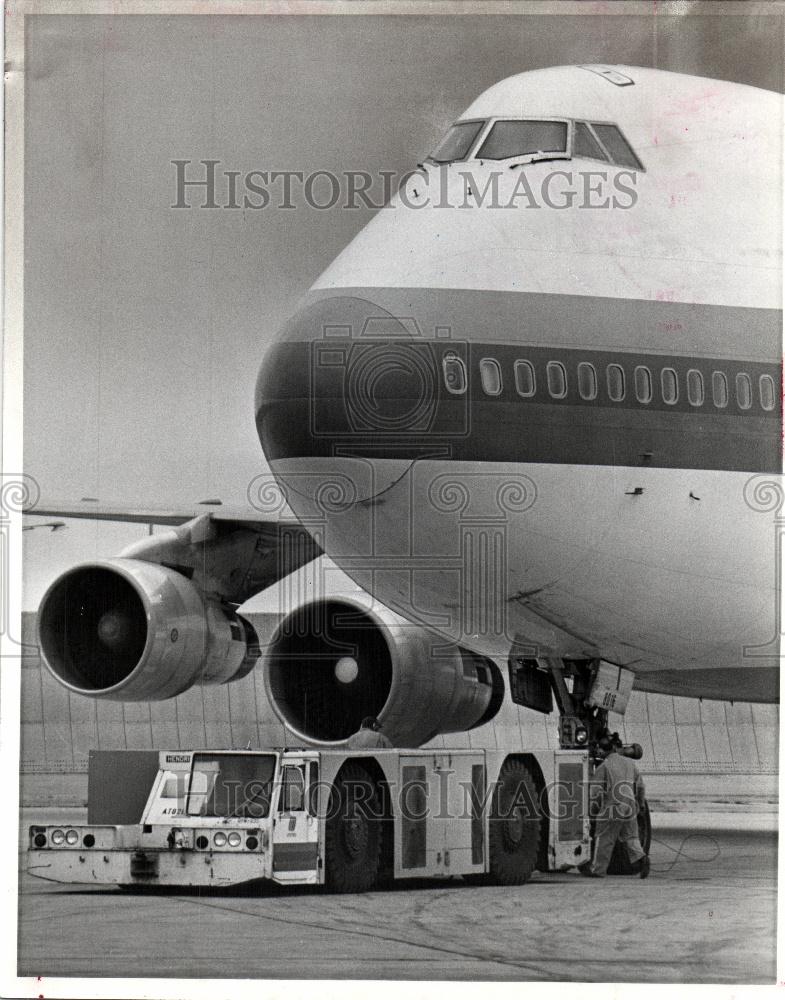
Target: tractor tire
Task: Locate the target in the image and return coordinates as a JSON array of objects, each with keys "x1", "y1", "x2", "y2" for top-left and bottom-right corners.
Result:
[
  {"x1": 607, "y1": 799, "x2": 652, "y2": 875},
  {"x1": 324, "y1": 761, "x2": 381, "y2": 893},
  {"x1": 486, "y1": 759, "x2": 542, "y2": 885}
]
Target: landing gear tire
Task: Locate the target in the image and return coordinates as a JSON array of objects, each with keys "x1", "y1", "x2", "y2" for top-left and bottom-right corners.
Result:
[
  {"x1": 485, "y1": 759, "x2": 542, "y2": 885},
  {"x1": 325, "y1": 761, "x2": 381, "y2": 893},
  {"x1": 607, "y1": 799, "x2": 652, "y2": 875}
]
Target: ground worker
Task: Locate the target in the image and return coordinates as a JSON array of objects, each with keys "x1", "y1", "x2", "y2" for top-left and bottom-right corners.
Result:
[
  {"x1": 346, "y1": 716, "x2": 393, "y2": 749},
  {"x1": 581, "y1": 731, "x2": 650, "y2": 879}
]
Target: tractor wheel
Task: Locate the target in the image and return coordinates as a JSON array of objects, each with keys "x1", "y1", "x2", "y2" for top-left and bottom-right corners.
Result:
[
  {"x1": 607, "y1": 799, "x2": 652, "y2": 875},
  {"x1": 486, "y1": 759, "x2": 542, "y2": 885},
  {"x1": 324, "y1": 761, "x2": 381, "y2": 893}
]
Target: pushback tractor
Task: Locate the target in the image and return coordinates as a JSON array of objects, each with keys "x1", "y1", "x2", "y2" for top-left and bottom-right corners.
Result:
[{"x1": 28, "y1": 745, "x2": 650, "y2": 891}]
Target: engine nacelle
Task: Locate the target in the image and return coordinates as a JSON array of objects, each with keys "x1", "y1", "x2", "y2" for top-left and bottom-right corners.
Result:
[
  {"x1": 263, "y1": 597, "x2": 504, "y2": 747},
  {"x1": 37, "y1": 558, "x2": 259, "y2": 701}
]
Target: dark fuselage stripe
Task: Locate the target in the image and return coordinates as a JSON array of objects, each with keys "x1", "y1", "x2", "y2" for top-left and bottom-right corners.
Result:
[{"x1": 256, "y1": 340, "x2": 781, "y2": 473}]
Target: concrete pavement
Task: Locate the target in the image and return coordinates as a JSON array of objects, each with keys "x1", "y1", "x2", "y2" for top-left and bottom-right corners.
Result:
[{"x1": 16, "y1": 810, "x2": 778, "y2": 984}]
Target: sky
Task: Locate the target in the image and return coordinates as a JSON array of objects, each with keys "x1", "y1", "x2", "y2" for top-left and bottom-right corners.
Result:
[{"x1": 21, "y1": 8, "x2": 785, "y2": 609}]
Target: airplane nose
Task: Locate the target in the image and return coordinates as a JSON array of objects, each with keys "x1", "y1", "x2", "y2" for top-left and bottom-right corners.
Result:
[
  {"x1": 255, "y1": 293, "x2": 457, "y2": 505},
  {"x1": 256, "y1": 294, "x2": 439, "y2": 454}
]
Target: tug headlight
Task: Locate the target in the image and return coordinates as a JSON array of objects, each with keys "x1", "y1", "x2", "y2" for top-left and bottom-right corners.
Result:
[
  {"x1": 51, "y1": 829, "x2": 65, "y2": 845},
  {"x1": 574, "y1": 726, "x2": 588, "y2": 745},
  {"x1": 213, "y1": 831, "x2": 227, "y2": 847},
  {"x1": 227, "y1": 832, "x2": 242, "y2": 848},
  {"x1": 65, "y1": 829, "x2": 79, "y2": 845}
]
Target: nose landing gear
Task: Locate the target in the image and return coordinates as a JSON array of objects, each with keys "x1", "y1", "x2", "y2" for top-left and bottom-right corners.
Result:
[
  {"x1": 507, "y1": 654, "x2": 638, "y2": 754},
  {"x1": 516, "y1": 656, "x2": 651, "y2": 877}
]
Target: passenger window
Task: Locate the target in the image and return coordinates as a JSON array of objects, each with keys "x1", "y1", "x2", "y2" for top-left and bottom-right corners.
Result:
[
  {"x1": 573, "y1": 122, "x2": 609, "y2": 162},
  {"x1": 661, "y1": 368, "x2": 678, "y2": 405},
  {"x1": 606, "y1": 364, "x2": 625, "y2": 402},
  {"x1": 712, "y1": 371, "x2": 728, "y2": 408},
  {"x1": 514, "y1": 360, "x2": 536, "y2": 397},
  {"x1": 634, "y1": 366, "x2": 652, "y2": 404},
  {"x1": 442, "y1": 353, "x2": 467, "y2": 395},
  {"x1": 590, "y1": 123, "x2": 643, "y2": 170},
  {"x1": 687, "y1": 369, "x2": 704, "y2": 407},
  {"x1": 479, "y1": 358, "x2": 502, "y2": 396},
  {"x1": 546, "y1": 361, "x2": 567, "y2": 399},
  {"x1": 736, "y1": 373, "x2": 752, "y2": 410},
  {"x1": 759, "y1": 374, "x2": 776, "y2": 412},
  {"x1": 577, "y1": 362, "x2": 597, "y2": 400}
]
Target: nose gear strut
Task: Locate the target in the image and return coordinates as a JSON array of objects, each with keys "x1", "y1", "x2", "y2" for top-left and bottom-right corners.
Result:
[
  {"x1": 542, "y1": 657, "x2": 609, "y2": 750},
  {"x1": 507, "y1": 655, "x2": 640, "y2": 757}
]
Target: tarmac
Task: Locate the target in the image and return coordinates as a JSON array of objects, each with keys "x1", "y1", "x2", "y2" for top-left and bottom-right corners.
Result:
[{"x1": 16, "y1": 807, "x2": 778, "y2": 984}]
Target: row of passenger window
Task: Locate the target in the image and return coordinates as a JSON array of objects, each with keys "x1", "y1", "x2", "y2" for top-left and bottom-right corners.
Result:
[{"x1": 442, "y1": 354, "x2": 778, "y2": 411}]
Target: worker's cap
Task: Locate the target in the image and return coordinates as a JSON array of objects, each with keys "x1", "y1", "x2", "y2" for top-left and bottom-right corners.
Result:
[{"x1": 360, "y1": 716, "x2": 379, "y2": 730}]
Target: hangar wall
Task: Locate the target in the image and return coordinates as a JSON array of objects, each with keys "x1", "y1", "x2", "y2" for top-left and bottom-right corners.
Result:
[{"x1": 17, "y1": 613, "x2": 778, "y2": 806}]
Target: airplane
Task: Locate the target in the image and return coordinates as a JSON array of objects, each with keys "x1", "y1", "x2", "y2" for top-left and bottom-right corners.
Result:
[{"x1": 26, "y1": 65, "x2": 782, "y2": 755}]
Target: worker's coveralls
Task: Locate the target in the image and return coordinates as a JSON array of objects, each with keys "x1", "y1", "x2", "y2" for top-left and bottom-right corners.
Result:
[
  {"x1": 589, "y1": 751, "x2": 646, "y2": 876},
  {"x1": 346, "y1": 728, "x2": 393, "y2": 749}
]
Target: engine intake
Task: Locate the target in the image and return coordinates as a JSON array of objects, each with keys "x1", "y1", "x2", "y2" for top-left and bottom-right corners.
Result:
[
  {"x1": 37, "y1": 558, "x2": 259, "y2": 700},
  {"x1": 263, "y1": 597, "x2": 504, "y2": 747}
]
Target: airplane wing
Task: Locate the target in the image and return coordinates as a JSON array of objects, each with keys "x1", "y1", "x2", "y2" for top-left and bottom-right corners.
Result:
[
  {"x1": 22, "y1": 498, "x2": 298, "y2": 527},
  {"x1": 23, "y1": 498, "x2": 323, "y2": 605}
]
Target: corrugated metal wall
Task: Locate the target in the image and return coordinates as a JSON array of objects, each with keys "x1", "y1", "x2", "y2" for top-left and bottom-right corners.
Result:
[
  {"x1": 435, "y1": 682, "x2": 778, "y2": 773},
  {"x1": 19, "y1": 612, "x2": 778, "y2": 775}
]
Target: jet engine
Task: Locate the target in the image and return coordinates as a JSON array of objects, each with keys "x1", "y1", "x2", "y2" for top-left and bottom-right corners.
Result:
[
  {"x1": 263, "y1": 597, "x2": 504, "y2": 747},
  {"x1": 37, "y1": 558, "x2": 259, "y2": 700}
]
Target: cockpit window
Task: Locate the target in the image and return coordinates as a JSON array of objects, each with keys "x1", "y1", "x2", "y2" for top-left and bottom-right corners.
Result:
[
  {"x1": 426, "y1": 118, "x2": 644, "y2": 170},
  {"x1": 430, "y1": 121, "x2": 484, "y2": 163},
  {"x1": 573, "y1": 122, "x2": 609, "y2": 163},
  {"x1": 477, "y1": 120, "x2": 568, "y2": 161},
  {"x1": 589, "y1": 124, "x2": 643, "y2": 170}
]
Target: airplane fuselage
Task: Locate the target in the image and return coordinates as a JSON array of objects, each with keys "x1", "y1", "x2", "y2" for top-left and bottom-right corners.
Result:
[{"x1": 255, "y1": 65, "x2": 782, "y2": 702}]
